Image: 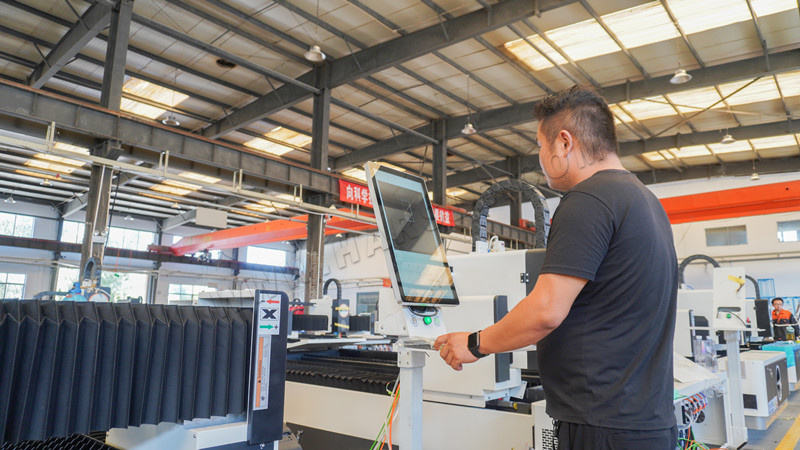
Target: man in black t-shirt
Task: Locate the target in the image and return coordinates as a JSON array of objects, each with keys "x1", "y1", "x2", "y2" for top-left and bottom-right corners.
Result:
[{"x1": 435, "y1": 86, "x2": 678, "y2": 449}]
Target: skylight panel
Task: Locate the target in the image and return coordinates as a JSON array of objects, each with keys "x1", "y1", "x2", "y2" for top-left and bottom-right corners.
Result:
[
  {"x1": 707, "y1": 140, "x2": 752, "y2": 154},
  {"x1": 244, "y1": 127, "x2": 312, "y2": 157},
  {"x1": 602, "y1": 2, "x2": 679, "y2": 49},
  {"x1": 25, "y1": 159, "x2": 78, "y2": 174},
  {"x1": 673, "y1": 145, "x2": 711, "y2": 158},
  {"x1": 717, "y1": 77, "x2": 780, "y2": 105},
  {"x1": 642, "y1": 150, "x2": 673, "y2": 161},
  {"x1": 750, "y1": 0, "x2": 797, "y2": 17},
  {"x1": 164, "y1": 180, "x2": 201, "y2": 190},
  {"x1": 775, "y1": 70, "x2": 800, "y2": 97},
  {"x1": 150, "y1": 184, "x2": 194, "y2": 196},
  {"x1": 617, "y1": 97, "x2": 677, "y2": 121},
  {"x1": 120, "y1": 77, "x2": 188, "y2": 121},
  {"x1": 34, "y1": 153, "x2": 86, "y2": 167},
  {"x1": 545, "y1": 18, "x2": 621, "y2": 61},
  {"x1": 179, "y1": 172, "x2": 220, "y2": 184},
  {"x1": 54, "y1": 142, "x2": 89, "y2": 155},
  {"x1": 342, "y1": 168, "x2": 367, "y2": 181},
  {"x1": 121, "y1": 99, "x2": 168, "y2": 120},
  {"x1": 245, "y1": 202, "x2": 277, "y2": 214},
  {"x1": 270, "y1": 194, "x2": 297, "y2": 209},
  {"x1": 123, "y1": 77, "x2": 188, "y2": 107},
  {"x1": 665, "y1": 87, "x2": 723, "y2": 112},
  {"x1": 609, "y1": 105, "x2": 634, "y2": 123},
  {"x1": 749, "y1": 134, "x2": 798, "y2": 149},
  {"x1": 447, "y1": 188, "x2": 467, "y2": 197},
  {"x1": 666, "y1": 0, "x2": 752, "y2": 34},
  {"x1": 504, "y1": 35, "x2": 568, "y2": 71}
]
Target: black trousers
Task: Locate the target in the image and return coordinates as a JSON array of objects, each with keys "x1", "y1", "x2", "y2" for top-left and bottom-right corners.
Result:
[{"x1": 555, "y1": 421, "x2": 678, "y2": 450}]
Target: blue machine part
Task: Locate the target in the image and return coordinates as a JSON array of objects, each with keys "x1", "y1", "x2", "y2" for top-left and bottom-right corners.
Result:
[{"x1": 761, "y1": 342, "x2": 800, "y2": 367}]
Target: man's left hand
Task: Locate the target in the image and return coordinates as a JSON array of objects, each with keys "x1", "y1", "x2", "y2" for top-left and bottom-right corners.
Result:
[{"x1": 433, "y1": 332, "x2": 478, "y2": 371}]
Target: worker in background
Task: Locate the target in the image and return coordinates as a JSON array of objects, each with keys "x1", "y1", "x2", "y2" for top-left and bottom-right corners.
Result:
[
  {"x1": 435, "y1": 85, "x2": 678, "y2": 450},
  {"x1": 771, "y1": 297, "x2": 799, "y2": 340}
]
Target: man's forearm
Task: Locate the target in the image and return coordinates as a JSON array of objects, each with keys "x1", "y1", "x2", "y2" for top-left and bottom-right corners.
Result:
[{"x1": 477, "y1": 273, "x2": 587, "y2": 355}]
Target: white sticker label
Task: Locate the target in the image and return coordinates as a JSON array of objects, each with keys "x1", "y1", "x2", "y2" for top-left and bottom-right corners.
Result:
[
  {"x1": 253, "y1": 336, "x2": 272, "y2": 411},
  {"x1": 258, "y1": 293, "x2": 281, "y2": 336}
]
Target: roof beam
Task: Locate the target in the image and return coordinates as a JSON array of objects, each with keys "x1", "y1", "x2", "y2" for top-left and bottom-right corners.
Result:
[
  {"x1": 336, "y1": 49, "x2": 800, "y2": 169},
  {"x1": 0, "y1": 79, "x2": 341, "y2": 196},
  {"x1": 161, "y1": 208, "x2": 198, "y2": 231},
  {"x1": 59, "y1": 169, "x2": 141, "y2": 218},
  {"x1": 200, "y1": 0, "x2": 576, "y2": 139},
  {"x1": 637, "y1": 155, "x2": 800, "y2": 185},
  {"x1": 26, "y1": 2, "x2": 112, "y2": 89},
  {"x1": 447, "y1": 119, "x2": 797, "y2": 187},
  {"x1": 618, "y1": 120, "x2": 796, "y2": 158},
  {"x1": 61, "y1": 192, "x2": 90, "y2": 218}
]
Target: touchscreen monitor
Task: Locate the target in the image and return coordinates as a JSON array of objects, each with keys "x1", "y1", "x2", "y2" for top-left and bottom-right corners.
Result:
[{"x1": 365, "y1": 162, "x2": 459, "y2": 306}]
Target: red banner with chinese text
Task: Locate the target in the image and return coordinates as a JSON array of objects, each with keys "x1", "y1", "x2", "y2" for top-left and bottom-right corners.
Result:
[{"x1": 338, "y1": 179, "x2": 455, "y2": 226}]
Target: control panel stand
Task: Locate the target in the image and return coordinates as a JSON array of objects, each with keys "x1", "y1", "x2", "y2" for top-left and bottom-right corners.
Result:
[
  {"x1": 723, "y1": 330, "x2": 748, "y2": 448},
  {"x1": 396, "y1": 347, "x2": 426, "y2": 450}
]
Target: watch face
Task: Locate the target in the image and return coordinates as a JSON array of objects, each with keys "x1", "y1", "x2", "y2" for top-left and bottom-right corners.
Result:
[{"x1": 468, "y1": 332, "x2": 478, "y2": 350}]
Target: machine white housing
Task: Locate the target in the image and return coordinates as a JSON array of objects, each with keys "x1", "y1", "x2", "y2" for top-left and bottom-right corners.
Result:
[
  {"x1": 719, "y1": 351, "x2": 789, "y2": 430},
  {"x1": 375, "y1": 288, "x2": 446, "y2": 339},
  {"x1": 677, "y1": 267, "x2": 747, "y2": 331},
  {"x1": 424, "y1": 294, "x2": 525, "y2": 406}
]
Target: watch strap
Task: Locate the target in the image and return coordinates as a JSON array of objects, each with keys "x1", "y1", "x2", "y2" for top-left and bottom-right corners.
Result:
[{"x1": 468, "y1": 331, "x2": 488, "y2": 359}]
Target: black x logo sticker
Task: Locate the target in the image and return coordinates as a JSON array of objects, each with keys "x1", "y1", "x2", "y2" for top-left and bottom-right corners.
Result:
[{"x1": 262, "y1": 309, "x2": 277, "y2": 319}]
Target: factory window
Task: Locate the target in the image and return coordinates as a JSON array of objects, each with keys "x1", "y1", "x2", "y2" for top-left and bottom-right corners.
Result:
[
  {"x1": 61, "y1": 221, "x2": 85, "y2": 243},
  {"x1": 62, "y1": 223, "x2": 155, "y2": 250},
  {"x1": 171, "y1": 235, "x2": 221, "y2": 260},
  {"x1": 168, "y1": 284, "x2": 216, "y2": 303},
  {"x1": 0, "y1": 212, "x2": 34, "y2": 238},
  {"x1": 106, "y1": 226, "x2": 155, "y2": 251},
  {"x1": 705, "y1": 225, "x2": 747, "y2": 246},
  {"x1": 246, "y1": 247, "x2": 287, "y2": 266},
  {"x1": 0, "y1": 272, "x2": 25, "y2": 299},
  {"x1": 55, "y1": 267, "x2": 149, "y2": 302},
  {"x1": 778, "y1": 220, "x2": 800, "y2": 242}
]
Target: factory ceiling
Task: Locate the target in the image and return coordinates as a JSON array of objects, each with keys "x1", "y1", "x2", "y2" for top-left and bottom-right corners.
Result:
[{"x1": 0, "y1": 0, "x2": 798, "y2": 226}]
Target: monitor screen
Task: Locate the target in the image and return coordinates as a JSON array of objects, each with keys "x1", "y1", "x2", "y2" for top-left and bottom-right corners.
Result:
[{"x1": 366, "y1": 163, "x2": 459, "y2": 306}]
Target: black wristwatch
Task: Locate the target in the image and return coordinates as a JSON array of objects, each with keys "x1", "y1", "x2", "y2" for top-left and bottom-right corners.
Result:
[{"x1": 468, "y1": 331, "x2": 488, "y2": 359}]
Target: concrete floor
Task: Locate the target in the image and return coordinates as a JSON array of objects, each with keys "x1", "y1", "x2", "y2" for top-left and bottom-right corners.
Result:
[{"x1": 743, "y1": 389, "x2": 800, "y2": 450}]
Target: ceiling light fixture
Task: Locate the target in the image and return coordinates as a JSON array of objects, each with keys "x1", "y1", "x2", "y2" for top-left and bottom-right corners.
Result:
[
  {"x1": 720, "y1": 133, "x2": 736, "y2": 145},
  {"x1": 304, "y1": 0, "x2": 326, "y2": 63},
  {"x1": 40, "y1": 179, "x2": 51, "y2": 187},
  {"x1": 171, "y1": 202, "x2": 180, "y2": 209},
  {"x1": 751, "y1": 158, "x2": 759, "y2": 181},
  {"x1": 4, "y1": 194, "x2": 15, "y2": 204},
  {"x1": 670, "y1": 68, "x2": 692, "y2": 85},
  {"x1": 461, "y1": 75, "x2": 477, "y2": 135},
  {"x1": 162, "y1": 115, "x2": 180, "y2": 127},
  {"x1": 304, "y1": 45, "x2": 326, "y2": 63},
  {"x1": 124, "y1": 214, "x2": 134, "y2": 221},
  {"x1": 162, "y1": 69, "x2": 181, "y2": 127}
]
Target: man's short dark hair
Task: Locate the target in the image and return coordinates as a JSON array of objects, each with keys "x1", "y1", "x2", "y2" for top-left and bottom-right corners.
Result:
[
  {"x1": 534, "y1": 85, "x2": 618, "y2": 161},
  {"x1": 772, "y1": 297, "x2": 784, "y2": 306}
]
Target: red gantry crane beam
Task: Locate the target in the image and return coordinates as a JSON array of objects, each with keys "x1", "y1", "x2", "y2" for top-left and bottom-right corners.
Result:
[{"x1": 170, "y1": 209, "x2": 376, "y2": 256}]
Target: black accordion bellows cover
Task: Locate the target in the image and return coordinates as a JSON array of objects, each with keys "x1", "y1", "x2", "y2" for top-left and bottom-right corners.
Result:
[{"x1": 0, "y1": 300, "x2": 253, "y2": 444}]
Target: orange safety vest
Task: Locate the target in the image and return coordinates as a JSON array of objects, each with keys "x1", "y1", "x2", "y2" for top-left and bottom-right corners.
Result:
[{"x1": 772, "y1": 309, "x2": 794, "y2": 324}]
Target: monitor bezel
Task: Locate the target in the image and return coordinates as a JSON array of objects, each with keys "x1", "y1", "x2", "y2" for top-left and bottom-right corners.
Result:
[{"x1": 365, "y1": 162, "x2": 459, "y2": 307}]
